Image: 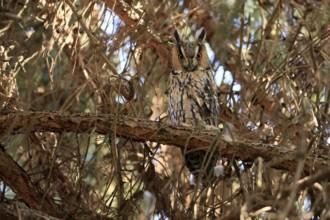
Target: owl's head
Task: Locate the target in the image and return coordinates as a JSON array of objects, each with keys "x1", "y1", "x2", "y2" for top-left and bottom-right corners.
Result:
[{"x1": 171, "y1": 28, "x2": 210, "y2": 73}]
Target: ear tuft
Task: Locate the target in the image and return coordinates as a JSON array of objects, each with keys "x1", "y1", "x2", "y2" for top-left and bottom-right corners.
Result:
[
  {"x1": 197, "y1": 28, "x2": 206, "y2": 42},
  {"x1": 173, "y1": 29, "x2": 181, "y2": 43}
]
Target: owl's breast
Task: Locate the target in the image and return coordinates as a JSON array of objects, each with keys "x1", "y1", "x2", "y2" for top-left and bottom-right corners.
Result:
[{"x1": 168, "y1": 71, "x2": 215, "y2": 126}]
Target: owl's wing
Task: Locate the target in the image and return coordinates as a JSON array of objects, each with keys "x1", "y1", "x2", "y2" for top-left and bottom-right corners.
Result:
[{"x1": 190, "y1": 71, "x2": 219, "y2": 126}]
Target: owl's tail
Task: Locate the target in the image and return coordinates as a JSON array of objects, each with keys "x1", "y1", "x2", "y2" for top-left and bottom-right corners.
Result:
[{"x1": 184, "y1": 149, "x2": 220, "y2": 186}]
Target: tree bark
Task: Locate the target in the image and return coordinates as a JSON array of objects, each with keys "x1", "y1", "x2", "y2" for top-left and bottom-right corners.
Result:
[
  {"x1": 0, "y1": 144, "x2": 61, "y2": 218},
  {"x1": 0, "y1": 111, "x2": 328, "y2": 174}
]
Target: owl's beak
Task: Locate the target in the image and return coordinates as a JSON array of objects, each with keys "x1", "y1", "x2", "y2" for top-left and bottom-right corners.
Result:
[{"x1": 186, "y1": 58, "x2": 197, "y2": 71}]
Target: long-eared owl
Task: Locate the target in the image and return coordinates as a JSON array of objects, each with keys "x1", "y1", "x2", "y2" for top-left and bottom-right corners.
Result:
[{"x1": 168, "y1": 28, "x2": 220, "y2": 185}]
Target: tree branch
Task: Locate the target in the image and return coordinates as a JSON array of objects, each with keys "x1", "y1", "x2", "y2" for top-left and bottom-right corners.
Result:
[
  {"x1": 0, "y1": 144, "x2": 61, "y2": 218},
  {"x1": 0, "y1": 111, "x2": 328, "y2": 174}
]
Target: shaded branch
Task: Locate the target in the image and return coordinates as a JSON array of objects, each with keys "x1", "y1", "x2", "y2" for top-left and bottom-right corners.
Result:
[
  {"x1": 0, "y1": 203, "x2": 61, "y2": 220},
  {"x1": 0, "y1": 144, "x2": 61, "y2": 218},
  {"x1": 0, "y1": 111, "x2": 328, "y2": 174}
]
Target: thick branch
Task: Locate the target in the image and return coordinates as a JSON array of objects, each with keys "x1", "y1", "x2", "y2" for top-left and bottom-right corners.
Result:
[
  {"x1": 0, "y1": 111, "x2": 328, "y2": 174},
  {"x1": 0, "y1": 144, "x2": 61, "y2": 218}
]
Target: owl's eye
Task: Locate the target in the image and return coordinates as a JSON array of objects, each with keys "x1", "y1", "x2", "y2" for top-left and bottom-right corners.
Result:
[
  {"x1": 196, "y1": 52, "x2": 202, "y2": 60},
  {"x1": 178, "y1": 54, "x2": 184, "y2": 59}
]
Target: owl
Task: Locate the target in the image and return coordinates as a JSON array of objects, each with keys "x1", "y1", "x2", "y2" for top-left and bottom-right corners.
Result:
[{"x1": 168, "y1": 28, "x2": 220, "y2": 185}]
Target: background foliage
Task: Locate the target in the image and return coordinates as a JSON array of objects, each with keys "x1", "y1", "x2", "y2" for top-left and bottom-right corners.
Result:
[{"x1": 0, "y1": 0, "x2": 329, "y2": 219}]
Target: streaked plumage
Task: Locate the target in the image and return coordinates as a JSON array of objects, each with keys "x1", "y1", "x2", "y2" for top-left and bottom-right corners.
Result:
[{"x1": 168, "y1": 28, "x2": 220, "y2": 185}]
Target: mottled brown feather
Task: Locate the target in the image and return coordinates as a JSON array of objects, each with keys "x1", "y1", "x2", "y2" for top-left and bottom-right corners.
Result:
[{"x1": 168, "y1": 28, "x2": 220, "y2": 185}]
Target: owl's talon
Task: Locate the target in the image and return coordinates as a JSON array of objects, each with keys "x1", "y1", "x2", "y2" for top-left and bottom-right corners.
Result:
[
  {"x1": 194, "y1": 124, "x2": 219, "y2": 132},
  {"x1": 178, "y1": 122, "x2": 194, "y2": 128},
  {"x1": 205, "y1": 124, "x2": 220, "y2": 132}
]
